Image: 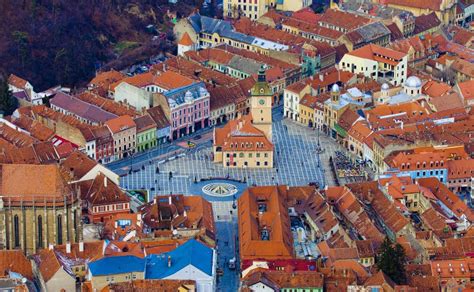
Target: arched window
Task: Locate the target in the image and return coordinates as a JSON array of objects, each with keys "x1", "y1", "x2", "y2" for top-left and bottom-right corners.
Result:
[
  {"x1": 13, "y1": 215, "x2": 20, "y2": 248},
  {"x1": 57, "y1": 215, "x2": 63, "y2": 245},
  {"x1": 38, "y1": 216, "x2": 43, "y2": 248}
]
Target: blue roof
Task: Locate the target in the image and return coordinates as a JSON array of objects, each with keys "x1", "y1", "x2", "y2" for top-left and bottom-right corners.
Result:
[
  {"x1": 88, "y1": 255, "x2": 145, "y2": 276},
  {"x1": 145, "y1": 239, "x2": 214, "y2": 279}
]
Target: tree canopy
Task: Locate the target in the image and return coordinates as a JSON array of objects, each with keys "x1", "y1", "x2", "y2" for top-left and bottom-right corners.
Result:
[
  {"x1": 0, "y1": 76, "x2": 18, "y2": 116},
  {"x1": 376, "y1": 237, "x2": 407, "y2": 284}
]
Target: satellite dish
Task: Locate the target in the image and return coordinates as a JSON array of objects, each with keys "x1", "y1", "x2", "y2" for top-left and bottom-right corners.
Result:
[
  {"x1": 21, "y1": 277, "x2": 27, "y2": 284},
  {"x1": 172, "y1": 229, "x2": 178, "y2": 236}
]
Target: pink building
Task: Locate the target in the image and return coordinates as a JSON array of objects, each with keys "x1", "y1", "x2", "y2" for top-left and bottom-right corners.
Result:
[{"x1": 166, "y1": 82, "x2": 210, "y2": 140}]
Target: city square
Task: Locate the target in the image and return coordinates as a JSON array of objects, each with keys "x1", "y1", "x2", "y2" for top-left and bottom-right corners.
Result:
[{"x1": 106, "y1": 107, "x2": 343, "y2": 291}]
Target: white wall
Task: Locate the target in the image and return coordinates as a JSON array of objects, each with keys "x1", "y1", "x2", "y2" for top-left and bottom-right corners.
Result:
[
  {"x1": 165, "y1": 265, "x2": 214, "y2": 292},
  {"x1": 114, "y1": 82, "x2": 153, "y2": 111}
]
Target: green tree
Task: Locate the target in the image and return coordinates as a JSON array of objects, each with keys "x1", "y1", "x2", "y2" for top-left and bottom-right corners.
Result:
[
  {"x1": 376, "y1": 237, "x2": 407, "y2": 284},
  {"x1": 0, "y1": 76, "x2": 18, "y2": 116}
]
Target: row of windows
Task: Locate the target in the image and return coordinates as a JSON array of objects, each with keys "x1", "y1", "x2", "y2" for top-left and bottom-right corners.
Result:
[
  {"x1": 401, "y1": 161, "x2": 445, "y2": 169},
  {"x1": 226, "y1": 161, "x2": 269, "y2": 166},
  {"x1": 12, "y1": 214, "x2": 67, "y2": 248},
  {"x1": 226, "y1": 152, "x2": 269, "y2": 158}
]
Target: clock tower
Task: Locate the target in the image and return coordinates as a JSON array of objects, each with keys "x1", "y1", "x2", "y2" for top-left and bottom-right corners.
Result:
[{"x1": 250, "y1": 65, "x2": 273, "y2": 142}]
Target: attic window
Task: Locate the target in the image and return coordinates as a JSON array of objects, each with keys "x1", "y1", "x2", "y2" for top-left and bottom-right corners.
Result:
[
  {"x1": 261, "y1": 229, "x2": 270, "y2": 241},
  {"x1": 258, "y1": 203, "x2": 267, "y2": 213}
]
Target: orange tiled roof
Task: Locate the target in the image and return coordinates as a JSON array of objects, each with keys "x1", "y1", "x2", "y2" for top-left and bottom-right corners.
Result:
[
  {"x1": 75, "y1": 91, "x2": 138, "y2": 117},
  {"x1": 385, "y1": 0, "x2": 442, "y2": 12},
  {"x1": 422, "y1": 80, "x2": 452, "y2": 97},
  {"x1": 60, "y1": 151, "x2": 98, "y2": 180},
  {"x1": 103, "y1": 279, "x2": 196, "y2": 292},
  {"x1": 242, "y1": 269, "x2": 324, "y2": 290},
  {"x1": 326, "y1": 186, "x2": 384, "y2": 243},
  {"x1": 347, "y1": 43, "x2": 406, "y2": 63},
  {"x1": 36, "y1": 249, "x2": 62, "y2": 282},
  {"x1": 0, "y1": 164, "x2": 74, "y2": 206},
  {"x1": 78, "y1": 173, "x2": 130, "y2": 206},
  {"x1": 418, "y1": 177, "x2": 474, "y2": 221},
  {"x1": 318, "y1": 9, "x2": 370, "y2": 31},
  {"x1": 105, "y1": 115, "x2": 136, "y2": 134},
  {"x1": 238, "y1": 185, "x2": 294, "y2": 261},
  {"x1": 111, "y1": 70, "x2": 196, "y2": 91},
  {"x1": 8, "y1": 74, "x2": 29, "y2": 89},
  {"x1": 451, "y1": 58, "x2": 474, "y2": 78},
  {"x1": 458, "y1": 80, "x2": 474, "y2": 100},
  {"x1": 347, "y1": 181, "x2": 410, "y2": 234},
  {"x1": 285, "y1": 79, "x2": 309, "y2": 94},
  {"x1": 214, "y1": 114, "x2": 273, "y2": 152},
  {"x1": 0, "y1": 250, "x2": 34, "y2": 280},
  {"x1": 178, "y1": 32, "x2": 194, "y2": 46},
  {"x1": 11, "y1": 115, "x2": 55, "y2": 142}
]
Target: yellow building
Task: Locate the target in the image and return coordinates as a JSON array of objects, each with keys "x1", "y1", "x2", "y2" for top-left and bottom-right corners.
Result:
[
  {"x1": 223, "y1": 0, "x2": 268, "y2": 20},
  {"x1": 323, "y1": 84, "x2": 349, "y2": 138},
  {"x1": 384, "y1": 0, "x2": 457, "y2": 25},
  {"x1": 213, "y1": 66, "x2": 274, "y2": 168},
  {"x1": 276, "y1": 0, "x2": 313, "y2": 12},
  {"x1": 299, "y1": 94, "x2": 319, "y2": 128}
]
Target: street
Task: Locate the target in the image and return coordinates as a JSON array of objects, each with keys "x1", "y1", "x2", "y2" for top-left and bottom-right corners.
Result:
[{"x1": 106, "y1": 106, "x2": 343, "y2": 291}]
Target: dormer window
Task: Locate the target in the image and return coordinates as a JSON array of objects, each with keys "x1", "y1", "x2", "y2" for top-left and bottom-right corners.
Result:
[{"x1": 261, "y1": 229, "x2": 270, "y2": 241}]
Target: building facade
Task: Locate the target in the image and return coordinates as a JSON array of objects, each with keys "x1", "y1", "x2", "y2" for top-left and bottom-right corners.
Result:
[{"x1": 0, "y1": 164, "x2": 82, "y2": 255}]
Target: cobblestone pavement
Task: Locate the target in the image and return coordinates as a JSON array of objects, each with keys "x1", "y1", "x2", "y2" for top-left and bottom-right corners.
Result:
[{"x1": 111, "y1": 106, "x2": 344, "y2": 292}]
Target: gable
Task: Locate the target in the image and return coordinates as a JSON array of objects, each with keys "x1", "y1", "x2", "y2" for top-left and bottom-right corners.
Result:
[{"x1": 164, "y1": 264, "x2": 213, "y2": 281}]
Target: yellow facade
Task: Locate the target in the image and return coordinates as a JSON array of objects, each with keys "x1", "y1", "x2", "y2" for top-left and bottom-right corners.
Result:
[
  {"x1": 223, "y1": 0, "x2": 268, "y2": 20},
  {"x1": 299, "y1": 103, "x2": 316, "y2": 127},
  {"x1": 386, "y1": 0, "x2": 457, "y2": 25},
  {"x1": 221, "y1": 150, "x2": 274, "y2": 168},
  {"x1": 91, "y1": 272, "x2": 145, "y2": 291}
]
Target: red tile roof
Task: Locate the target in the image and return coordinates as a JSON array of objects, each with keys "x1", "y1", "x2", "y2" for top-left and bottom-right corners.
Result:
[
  {"x1": 347, "y1": 43, "x2": 407, "y2": 63},
  {"x1": 214, "y1": 114, "x2": 273, "y2": 152},
  {"x1": 0, "y1": 250, "x2": 34, "y2": 280},
  {"x1": 385, "y1": 0, "x2": 442, "y2": 11},
  {"x1": 8, "y1": 74, "x2": 29, "y2": 89},
  {"x1": 178, "y1": 32, "x2": 194, "y2": 46},
  {"x1": 238, "y1": 186, "x2": 294, "y2": 261},
  {"x1": 318, "y1": 9, "x2": 371, "y2": 31},
  {"x1": 458, "y1": 80, "x2": 474, "y2": 101},
  {"x1": 105, "y1": 115, "x2": 136, "y2": 134}
]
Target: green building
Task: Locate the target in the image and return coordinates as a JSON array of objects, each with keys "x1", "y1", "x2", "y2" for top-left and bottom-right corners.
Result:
[{"x1": 134, "y1": 115, "x2": 157, "y2": 152}]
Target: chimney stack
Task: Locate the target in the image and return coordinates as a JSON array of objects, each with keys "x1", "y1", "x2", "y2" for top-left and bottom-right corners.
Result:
[
  {"x1": 48, "y1": 243, "x2": 54, "y2": 250},
  {"x1": 66, "y1": 242, "x2": 71, "y2": 254},
  {"x1": 104, "y1": 176, "x2": 107, "y2": 188},
  {"x1": 79, "y1": 241, "x2": 84, "y2": 252},
  {"x1": 169, "y1": 196, "x2": 172, "y2": 205}
]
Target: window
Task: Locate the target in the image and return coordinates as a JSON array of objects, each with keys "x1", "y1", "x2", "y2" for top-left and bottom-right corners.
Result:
[
  {"x1": 57, "y1": 215, "x2": 63, "y2": 245},
  {"x1": 38, "y1": 216, "x2": 43, "y2": 248},
  {"x1": 13, "y1": 215, "x2": 20, "y2": 248}
]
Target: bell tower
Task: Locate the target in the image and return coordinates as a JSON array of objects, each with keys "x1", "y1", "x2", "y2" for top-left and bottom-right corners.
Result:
[{"x1": 250, "y1": 66, "x2": 273, "y2": 142}]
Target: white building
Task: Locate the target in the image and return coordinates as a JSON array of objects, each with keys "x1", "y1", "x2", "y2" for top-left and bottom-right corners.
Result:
[
  {"x1": 283, "y1": 81, "x2": 311, "y2": 121},
  {"x1": 340, "y1": 44, "x2": 408, "y2": 86}
]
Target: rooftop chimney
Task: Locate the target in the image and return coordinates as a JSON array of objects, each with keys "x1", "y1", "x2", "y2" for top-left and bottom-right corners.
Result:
[
  {"x1": 66, "y1": 242, "x2": 71, "y2": 254},
  {"x1": 104, "y1": 176, "x2": 107, "y2": 188},
  {"x1": 79, "y1": 241, "x2": 84, "y2": 252},
  {"x1": 169, "y1": 196, "x2": 172, "y2": 205},
  {"x1": 48, "y1": 243, "x2": 54, "y2": 250}
]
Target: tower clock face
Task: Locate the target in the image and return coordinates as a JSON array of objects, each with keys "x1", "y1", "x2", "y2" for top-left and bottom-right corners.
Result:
[{"x1": 259, "y1": 98, "x2": 265, "y2": 105}]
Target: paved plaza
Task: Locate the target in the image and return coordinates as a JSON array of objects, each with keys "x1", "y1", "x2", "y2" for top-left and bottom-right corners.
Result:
[
  {"x1": 115, "y1": 108, "x2": 341, "y2": 197},
  {"x1": 107, "y1": 107, "x2": 344, "y2": 291}
]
